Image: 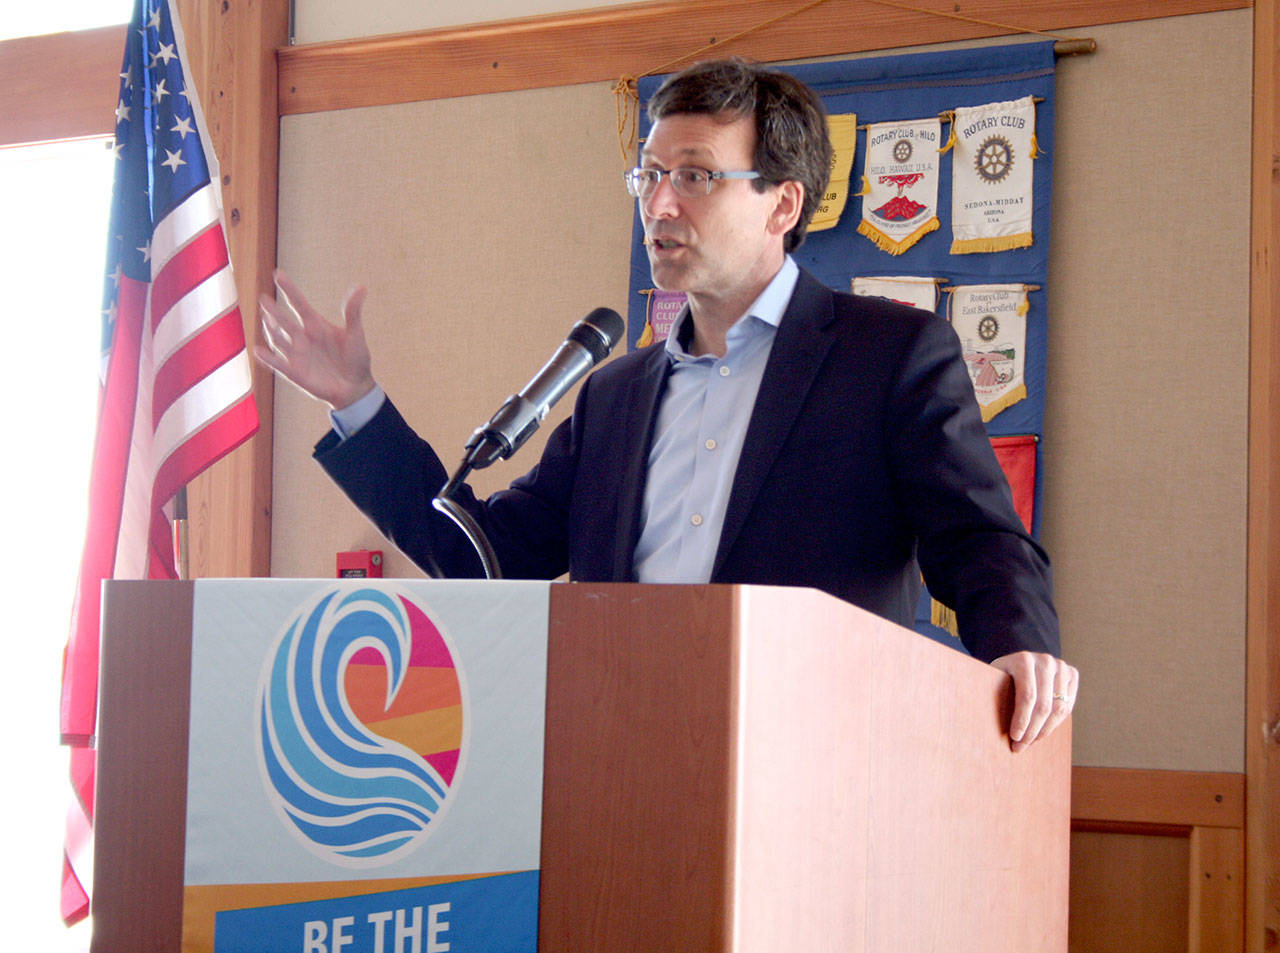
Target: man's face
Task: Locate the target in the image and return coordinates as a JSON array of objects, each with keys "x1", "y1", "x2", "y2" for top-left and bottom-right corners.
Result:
[{"x1": 639, "y1": 113, "x2": 789, "y2": 309}]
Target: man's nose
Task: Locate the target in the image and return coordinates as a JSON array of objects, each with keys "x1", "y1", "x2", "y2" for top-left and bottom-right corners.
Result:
[{"x1": 641, "y1": 175, "x2": 681, "y2": 218}]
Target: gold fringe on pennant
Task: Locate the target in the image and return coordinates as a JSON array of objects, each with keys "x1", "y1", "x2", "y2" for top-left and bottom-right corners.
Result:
[
  {"x1": 634, "y1": 288, "x2": 656, "y2": 348},
  {"x1": 931, "y1": 599, "x2": 960, "y2": 637},
  {"x1": 857, "y1": 217, "x2": 940, "y2": 256},
  {"x1": 1030, "y1": 132, "x2": 1040, "y2": 159},
  {"x1": 855, "y1": 175, "x2": 871, "y2": 197},
  {"x1": 1016, "y1": 297, "x2": 1030, "y2": 317},
  {"x1": 949, "y1": 231, "x2": 1033, "y2": 255},
  {"x1": 614, "y1": 76, "x2": 640, "y2": 162},
  {"x1": 978, "y1": 382, "x2": 1027, "y2": 423}
]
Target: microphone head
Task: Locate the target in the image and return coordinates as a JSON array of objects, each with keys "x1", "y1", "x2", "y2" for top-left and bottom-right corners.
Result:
[{"x1": 568, "y1": 307, "x2": 625, "y2": 363}]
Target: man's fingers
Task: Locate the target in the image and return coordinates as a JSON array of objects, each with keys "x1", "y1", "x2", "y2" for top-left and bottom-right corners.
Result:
[
  {"x1": 258, "y1": 293, "x2": 292, "y2": 348},
  {"x1": 253, "y1": 341, "x2": 284, "y2": 374},
  {"x1": 273, "y1": 268, "x2": 319, "y2": 328},
  {"x1": 342, "y1": 285, "x2": 367, "y2": 331},
  {"x1": 992, "y1": 651, "x2": 1079, "y2": 752}
]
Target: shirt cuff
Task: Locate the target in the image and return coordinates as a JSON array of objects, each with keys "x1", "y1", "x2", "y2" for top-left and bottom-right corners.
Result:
[{"x1": 329, "y1": 384, "x2": 386, "y2": 441}]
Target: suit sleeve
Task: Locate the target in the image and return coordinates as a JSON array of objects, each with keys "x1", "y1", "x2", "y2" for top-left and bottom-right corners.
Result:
[
  {"x1": 314, "y1": 396, "x2": 577, "y2": 580},
  {"x1": 883, "y1": 314, "x2": 1060, "y2": 662}
]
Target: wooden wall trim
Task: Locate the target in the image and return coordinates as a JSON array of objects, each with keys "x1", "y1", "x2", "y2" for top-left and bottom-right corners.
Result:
[
  {"x1": 1189, "y1": 825, "x2": 1246, "y2": 953},
  {"x1": 1072, "y1": 767, "x2": 1245, "y2": 831},
  {"x1": 176, "y1": 0, "x2": 285, "y2": 578},
  {"x1": 0, "y1": 25, "x2": 125, "y2": 146},
  {"x1": 1247, "y1": 0, "x2": 1280, "y2": 948},
  {"x1": 1069, "y1": 769, "x2": 1247, "y2": 953},
  {"x1": 278, "y1": 0, "x2": 1249, "y2": 116}
]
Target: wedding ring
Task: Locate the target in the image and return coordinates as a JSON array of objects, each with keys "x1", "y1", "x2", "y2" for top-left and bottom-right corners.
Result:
[{"x1": 1052, "y1": 692, "x2": 1068, "y2": 702}]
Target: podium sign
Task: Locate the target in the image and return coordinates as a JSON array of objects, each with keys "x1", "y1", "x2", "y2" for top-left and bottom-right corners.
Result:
[{"x1": 96, "y1": 579, "x2": 549, "y2": 953}]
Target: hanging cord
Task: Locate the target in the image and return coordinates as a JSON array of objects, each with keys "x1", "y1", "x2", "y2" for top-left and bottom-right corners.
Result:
[
  {"x1": 861, "y1": 0, "x2": 1083, "y2": 44},
  {"x1": 613, "y1": 0, "x2": 1093, "y2": 162},
  {"x1": 614, "y1": 0, "x2": 836, "y2": 161}
]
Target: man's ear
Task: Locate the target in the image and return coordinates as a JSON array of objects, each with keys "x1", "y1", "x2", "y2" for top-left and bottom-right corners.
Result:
[{"x1": 767, "y1": 180, "x2": 805, "y2": 238}]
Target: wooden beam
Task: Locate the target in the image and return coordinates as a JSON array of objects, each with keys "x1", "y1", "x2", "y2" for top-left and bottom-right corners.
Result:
[
  {"x1": 1071, "y1": 767, "x2": 1245, "y2": 831},
  {"x1": 175, "y1": 0, "x2": 287, "y2": 578},
  {"x1": 1189, "y1": 825, "x2": 1245, "y2": 953},
  {"x1": 0, "y1": 25, "x2": 125, "y2": 146},
  {"x1": 1247, "y1": 0, "x2": 1280, "y2": 949},
  {"x1": 277, "y1": 0, "x2": 1248, "y2": 116}
]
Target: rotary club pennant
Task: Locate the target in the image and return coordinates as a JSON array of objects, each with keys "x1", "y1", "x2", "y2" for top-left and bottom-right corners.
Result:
[
  {"x1": 990, "y1": 434, "x2": 1038, "y2": 533},
  {"x1": 947, "y1": 284, "x2": 1030, "y2": 422},
  {"x1": 808, "y1": 113, "x2": 858, "y2": 233},
  {"x1": 932, "y1": 432, "x2": 1038, "y2": 633},
  {"x1": 856, "y1": 118, "x2": 941, "y2": 255},
  {"x1": 851, "y1": 275, "x2": 939, "y2": 313},
  {"x1": 947, "y1": 96, "x2": 1037, "y2": 254},
  {"x1": 635, "y1": 289, "x2": 687, "y2": 347}
]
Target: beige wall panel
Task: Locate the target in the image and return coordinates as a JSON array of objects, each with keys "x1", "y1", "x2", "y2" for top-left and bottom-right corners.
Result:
[
  {"x1": 273, "y1": 11, "x2": 1251, "y2": 773},
  {"x1": 272, "y1": 82, "x2": 633, "y2": 579},
  {"x1": 1044, "y1": 11, "x2": 1250, "y2": 772}
]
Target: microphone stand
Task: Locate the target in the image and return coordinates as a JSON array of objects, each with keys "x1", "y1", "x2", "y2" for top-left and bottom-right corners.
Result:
[{"x1": 431, "y1": 460, "x2": 503, "y2": 580}]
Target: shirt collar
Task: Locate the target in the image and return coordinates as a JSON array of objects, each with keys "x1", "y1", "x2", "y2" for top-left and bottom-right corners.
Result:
[{"x1": 667, "y1": 255, "x2": 799, "y2": 361}]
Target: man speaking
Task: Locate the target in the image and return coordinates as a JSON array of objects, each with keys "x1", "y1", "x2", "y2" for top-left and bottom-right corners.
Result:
[{"x1": 257, "y1": 58, "x2": 1078, "y2": 751}]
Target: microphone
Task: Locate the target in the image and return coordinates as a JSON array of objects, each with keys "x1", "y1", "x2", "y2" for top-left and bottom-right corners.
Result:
[{"x1": 463, "y1": 307, "x2": 625, "y2": 469}]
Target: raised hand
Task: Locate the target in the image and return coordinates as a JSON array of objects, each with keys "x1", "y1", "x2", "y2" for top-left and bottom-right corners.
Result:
[{"x1": 255, "y1": 269, "x2": 376, "y2": 410}]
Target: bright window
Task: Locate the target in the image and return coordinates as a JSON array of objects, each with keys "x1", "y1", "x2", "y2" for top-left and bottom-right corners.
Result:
[{"x1": 0, "y1": 135, "x2": 115, "y2": 952}]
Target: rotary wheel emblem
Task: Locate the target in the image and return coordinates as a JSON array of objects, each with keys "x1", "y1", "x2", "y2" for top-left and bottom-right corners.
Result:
[
  {"x1": 978, "y1": 314, "x2": 999, "y2": 341},
  {"x1": 893, "y1": 139, "x2": 913, "y2": 163},
  {"x1": 975, "y1": 135, "x2": 1013, "y2": 183}
]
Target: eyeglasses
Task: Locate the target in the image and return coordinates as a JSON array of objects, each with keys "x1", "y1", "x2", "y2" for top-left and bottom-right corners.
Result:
[{"x1": 623, "y1": 166, "x2": 762, "y2": 199}]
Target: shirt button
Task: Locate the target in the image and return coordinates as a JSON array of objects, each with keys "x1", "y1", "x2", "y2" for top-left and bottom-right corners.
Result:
[
  {"x1": 718, "y1": 365, "x2": 731, "y2": 377},
  {"x1": 690, "y1": 514, "x2": 704, "y2": 527},
  {"x1": 704, "y1": 438, "x2": 717, "y2": 451}
]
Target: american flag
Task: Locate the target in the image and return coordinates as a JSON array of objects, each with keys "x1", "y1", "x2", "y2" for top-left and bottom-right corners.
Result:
[{"x1": 59, "y1": 0, "x2": 259, "y2": 924}]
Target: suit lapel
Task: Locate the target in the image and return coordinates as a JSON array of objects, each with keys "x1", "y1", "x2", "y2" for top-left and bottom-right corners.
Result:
[
  {"x1": 712, "y1": 271, "x2": 836, "y2": 579},
  {"x1": 611, "y1": 344, "x2": 671, "y2": 580}
]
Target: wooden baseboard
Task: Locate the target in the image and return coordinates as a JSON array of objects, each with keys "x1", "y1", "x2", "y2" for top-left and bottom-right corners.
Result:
[{"x1": 1072, "y1": 766, "x2": 1245, "y2": 831}]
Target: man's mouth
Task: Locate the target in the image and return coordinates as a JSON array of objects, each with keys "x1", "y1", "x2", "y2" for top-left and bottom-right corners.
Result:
[{"x1": 647, "y1": 236, "x2": 684, "y2": 251}]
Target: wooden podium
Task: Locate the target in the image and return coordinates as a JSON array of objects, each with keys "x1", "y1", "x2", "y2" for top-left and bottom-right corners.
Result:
[{"x1": 94, "y1": 581, "x2": 1070, "y2": 953}]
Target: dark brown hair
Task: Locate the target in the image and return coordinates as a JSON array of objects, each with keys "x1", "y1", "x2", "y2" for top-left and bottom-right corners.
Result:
[{"x1": 647, "y1": 58, "x2": 833, "y2": 252}]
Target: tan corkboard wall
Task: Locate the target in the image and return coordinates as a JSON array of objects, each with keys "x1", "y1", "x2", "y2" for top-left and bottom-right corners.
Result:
[{"x1": 272, "y1": 10, "x2": 1251, "y2": 771}]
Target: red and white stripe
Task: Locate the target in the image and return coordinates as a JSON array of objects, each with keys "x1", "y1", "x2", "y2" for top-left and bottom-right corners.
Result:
[{"x1": 60, "y1": 183, "x2": 257, "y2": 927}]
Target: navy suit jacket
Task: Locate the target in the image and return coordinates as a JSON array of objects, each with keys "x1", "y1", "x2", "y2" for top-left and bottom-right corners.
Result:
[{"x1": 316, "y1": 268, "x2": 1058, "y2": 663}]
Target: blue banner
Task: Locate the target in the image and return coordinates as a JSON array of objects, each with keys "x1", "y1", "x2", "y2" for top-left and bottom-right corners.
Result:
[{"x1": 214, "y1": 870, "x2": 539, "y2": 953}]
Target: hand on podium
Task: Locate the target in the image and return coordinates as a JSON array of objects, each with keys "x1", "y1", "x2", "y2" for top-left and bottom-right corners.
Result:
[
  {"x1": 256, "y1": 268, "x2": 378, "y2": 411},
  {"x1": 990, "y1": 650, "x2": 1079, "y2": 752}
]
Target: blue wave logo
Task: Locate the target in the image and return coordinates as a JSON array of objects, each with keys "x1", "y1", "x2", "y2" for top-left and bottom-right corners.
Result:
[{"x1": 256, "y1": 586, "x2": 459, "y2": 866}]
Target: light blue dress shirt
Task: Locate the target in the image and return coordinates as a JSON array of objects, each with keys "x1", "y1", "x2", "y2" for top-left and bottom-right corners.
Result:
[
  {"x1": 330, "y1": 382, "x2": 387, "y2": 439},
  {"x1": 632, "y1": 256, "x2": 799, "y2": 584}
]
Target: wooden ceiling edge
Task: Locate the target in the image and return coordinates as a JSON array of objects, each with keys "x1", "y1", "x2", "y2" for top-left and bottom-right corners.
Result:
[{"x1": 277, "y1": 0, "x2": 1250, "y2": 116}]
